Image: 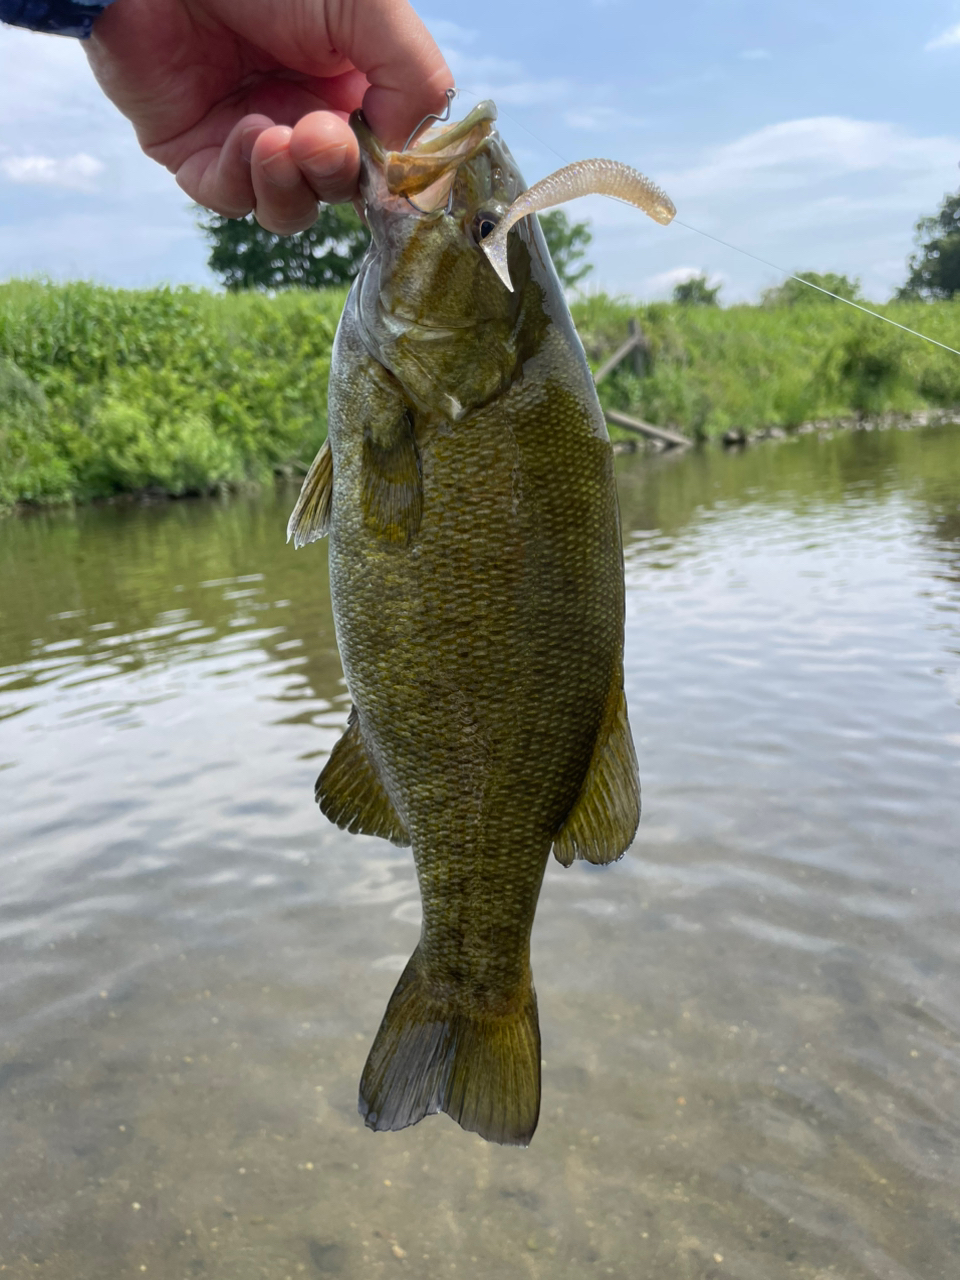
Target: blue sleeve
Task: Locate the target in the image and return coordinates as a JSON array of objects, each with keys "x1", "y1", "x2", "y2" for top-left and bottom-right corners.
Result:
[{"x1": 0, "y1": 0, "x2": 116, "y2": 39}]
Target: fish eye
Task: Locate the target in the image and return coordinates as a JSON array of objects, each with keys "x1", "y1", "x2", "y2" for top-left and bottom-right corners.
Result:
[{"x1": 475, "y1": 214, "x2": 498, "y2": 240}]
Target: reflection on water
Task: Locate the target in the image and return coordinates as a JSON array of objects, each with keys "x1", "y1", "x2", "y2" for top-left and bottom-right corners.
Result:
[{"x1": 1, "y1": 425, "x2": 958, "y2": 1279}]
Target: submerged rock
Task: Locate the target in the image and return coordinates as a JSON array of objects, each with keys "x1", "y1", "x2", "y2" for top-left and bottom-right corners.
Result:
[{"x1": 722, "y1": 428, "x2": 747, "y2": 447}]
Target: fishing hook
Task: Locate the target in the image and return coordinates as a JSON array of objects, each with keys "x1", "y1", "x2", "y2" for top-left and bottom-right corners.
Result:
[
  {"x1": 403, "y1": 87, "x2": 458, "y2": 153},
  {"x1": 403, "y1": 88, "x2": 459, "y2": 215}
]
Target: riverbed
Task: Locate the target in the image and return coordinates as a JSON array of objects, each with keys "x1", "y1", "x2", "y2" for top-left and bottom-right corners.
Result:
[{"x1": 1, "y1": 424, "x2": 958, "y2": 1279}]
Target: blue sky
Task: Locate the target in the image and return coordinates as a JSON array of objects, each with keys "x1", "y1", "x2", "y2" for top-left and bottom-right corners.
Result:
[{"x1": 2, "y1": 0, "x2": 960, "y2": 301}]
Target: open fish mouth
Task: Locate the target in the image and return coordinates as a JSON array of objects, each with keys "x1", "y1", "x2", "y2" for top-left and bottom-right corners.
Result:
[
  {"x1": 351, "y1": 100, "x2": 500, "y2": 215},
  {"x1": 352, "y1": 95, "x2": 676, "y2": 292}
]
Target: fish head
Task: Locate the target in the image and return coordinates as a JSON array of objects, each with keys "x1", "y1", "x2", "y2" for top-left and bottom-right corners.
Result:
[{"x1": 350, "y1": 101, "x2": 552, "y2": 420}]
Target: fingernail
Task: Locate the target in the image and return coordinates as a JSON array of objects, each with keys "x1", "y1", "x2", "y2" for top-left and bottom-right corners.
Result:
[
  {"x1": 302, "y1": 142, "x2": 349, "y2": 179},
  {"x1": 262, "y1": 150, "x2": 301, "y2": 190}
]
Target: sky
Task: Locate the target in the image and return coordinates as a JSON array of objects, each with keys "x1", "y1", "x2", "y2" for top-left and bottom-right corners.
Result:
[{"x1": 2, "y1": 0, "x2": 960, "y2": 302}]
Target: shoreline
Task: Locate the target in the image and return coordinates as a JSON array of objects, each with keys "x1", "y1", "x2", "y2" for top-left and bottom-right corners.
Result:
[
  {"x1": 611, "y1": 407, "x2": 960, "y2": 454},
  {"x1": 6, "y1": 412, "x2": 958, "y2": 516}
]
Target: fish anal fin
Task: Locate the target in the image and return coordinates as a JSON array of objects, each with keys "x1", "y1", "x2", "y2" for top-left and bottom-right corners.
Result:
[
  {"x1": 361, "y1": 412, "x2": 422, "y2": 545},
  {"x1": 360, "y1": 950, "x2": 541, "y2": 1147},
  {"x1": 553, "y1": 685, "x2": 641, "y2": 867},
  {"x1": 287, "y1": 438, "x2": 333, "y2": 549},
  {"x1": 316, "y1": 708, "x2": 409, "y2": 846}
]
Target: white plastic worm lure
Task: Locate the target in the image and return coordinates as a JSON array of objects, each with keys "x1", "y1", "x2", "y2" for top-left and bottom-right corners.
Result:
[{"x1": 482, "y1": 158, "x2": 676, "y2": 291}]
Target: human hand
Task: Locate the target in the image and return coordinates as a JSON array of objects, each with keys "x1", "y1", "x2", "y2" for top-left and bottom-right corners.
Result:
[{"x1": 84, "y1": 0, "x2": 452, "y2": 232}]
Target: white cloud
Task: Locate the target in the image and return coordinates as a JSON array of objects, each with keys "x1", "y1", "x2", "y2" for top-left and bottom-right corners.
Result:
[
  {"x1": 644, "y1": 266, "x2": 723, "y2": 295},
  {"x1": 429, "y1": 24, "x2": 571, "y2": 108},
  {"x1": 1, "y1": 153, "x2": 104, "y2": 190},
  {"x1": 661, "y1": 117, "x2": 960, "y2": 202},
  {"x1": 563, "y1": 105, "x2": 647, "y2": 131},
  {"x1": 925, "y1": 22, "x2": 960, "y2": 51},
  {"x1": 740, "y1": 49, "x2": 771, "y2": 60},
  {"x1": 576, "y1": 114, "x2": 960, "y2": 304},
  {"x1": 446, "y1": 52, "x2": 569, "y2": 107}
]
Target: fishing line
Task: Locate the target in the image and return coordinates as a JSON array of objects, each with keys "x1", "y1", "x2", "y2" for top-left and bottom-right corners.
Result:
[
  {"x1": 456, "y1": 84, "x2": 960, "y2": 359},
  {"x1": 672, "y1": 219, "x2": 960, "y2": 359}
]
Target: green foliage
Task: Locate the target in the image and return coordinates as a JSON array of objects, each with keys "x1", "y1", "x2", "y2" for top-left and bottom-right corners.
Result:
[
  {"x1": 572, "y1": 293, "x2": 960, "y2": 440},
  {"x1": 538, "y1": 211, "x2": 593, "y2": 288},
  {"x1": 0, "y1": 281, "x2": 344, "y2": 506},
  {"x1": 897, "y1": 190, "x2": 960, "y2": 300},
  {"x1": 0, "y1": 356, "x2": 73, "y2": 506},
  {"x1": 672, "y1": 274, "x2": 721, "y2": 306},
  {"x1": 831, "y1": 329, "x2": 911, "y2": 419},
  {"x1": 2, "y1": 281, "x2": 960, "y2": 509},
  {"x1": 762, "y1": 271, "x2": 863, "y2": 307},
  {"x1": 198, "y1": 205, "x2": 370, "y2": 291}
]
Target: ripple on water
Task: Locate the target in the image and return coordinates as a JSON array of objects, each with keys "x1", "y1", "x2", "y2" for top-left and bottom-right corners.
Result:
[{"x1": 0, "y1": 434, "x2": 957, "y2": 1277}]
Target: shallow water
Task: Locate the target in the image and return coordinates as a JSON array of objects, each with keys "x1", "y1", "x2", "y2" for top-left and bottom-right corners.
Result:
[{"x1": 1, "y1": 424, "x2": 958, "y2": 1280}]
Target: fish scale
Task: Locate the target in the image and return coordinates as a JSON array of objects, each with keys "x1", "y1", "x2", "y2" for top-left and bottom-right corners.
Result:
[{"x1": 288, "y1": 100, "x2": 643, "y2": 1145}]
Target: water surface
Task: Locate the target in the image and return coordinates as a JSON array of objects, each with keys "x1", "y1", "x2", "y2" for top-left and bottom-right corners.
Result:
[{"x1": 1, "y1": 425, "x2": 959, "y2": 1279}]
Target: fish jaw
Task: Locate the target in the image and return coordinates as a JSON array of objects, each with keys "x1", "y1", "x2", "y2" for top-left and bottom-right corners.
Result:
[
  {"x1": 345, "y1": 105, "x2": 553, "y2": 418},
  {"x1": 349, "y1": 105, "x2": 528, "y2": 324}
]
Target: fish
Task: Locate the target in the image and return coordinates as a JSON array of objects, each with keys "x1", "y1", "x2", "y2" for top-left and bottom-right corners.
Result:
[{"x1": 288, "y1": 99, "x2": 671, "y2": 1146}]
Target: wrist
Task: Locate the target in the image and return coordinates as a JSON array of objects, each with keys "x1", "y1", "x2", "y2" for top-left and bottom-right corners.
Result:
[{"x1": 0, "y1": 0, "x2": 116, "y2": 38}]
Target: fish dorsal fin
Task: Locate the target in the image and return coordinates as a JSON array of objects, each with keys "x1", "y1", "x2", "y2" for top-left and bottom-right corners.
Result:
[
  {"x1": 287, "y1": 438, "x2": 333, "y2": 548},
  {"x1": 316, "y1": 707, "x2": 410, "y2": 846},
  {"x1": 361, "y1": 412, "x2": 422, "y2": 544},
  {"x1": 552, "y1": 685, "x2": 640, "y2": 867}
]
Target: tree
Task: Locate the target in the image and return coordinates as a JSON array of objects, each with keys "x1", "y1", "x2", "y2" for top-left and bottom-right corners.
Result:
[
  {"x1": 673, "y1": 274, "x2": 721, "y2": 306},
  {"x1": 762, "y1": 271, "x2": 862, "y2": 307},
  {"x1": 197, "y1": 204, "x2": 370, "y2": 291},
  {"x1": 197, "y1": 202, "x2": 594, "y2": 293},
  {"x1": 897, "y1": 190, "x2": 960, "y2": 300},
  {"x1": 538, "y1": 210, "x2": 593, "y2": 288}
]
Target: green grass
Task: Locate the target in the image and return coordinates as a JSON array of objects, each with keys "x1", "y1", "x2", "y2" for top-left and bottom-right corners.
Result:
[
  {"x1": 2, "y1": 279, "x2": 959, "y2": 508},
  {"x1": 571, "y1": 294, "x2": 960, "y2": 440},
  {"x1": 0, "y1": 280, "x2": 345, "y2": 508}
]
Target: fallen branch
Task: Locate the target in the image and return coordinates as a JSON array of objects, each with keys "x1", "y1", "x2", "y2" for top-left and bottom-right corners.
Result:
[{"x1": 604, "y1": 409, "x2": 691, "y2": 449}]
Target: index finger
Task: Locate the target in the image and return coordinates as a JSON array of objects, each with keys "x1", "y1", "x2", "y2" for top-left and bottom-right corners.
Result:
[
  {"x1": 219, "y1": 0, "x2": 454, "y2": 151},
  {"x1": 337, "y1": 1, "x2": 455, "y2": 149}
]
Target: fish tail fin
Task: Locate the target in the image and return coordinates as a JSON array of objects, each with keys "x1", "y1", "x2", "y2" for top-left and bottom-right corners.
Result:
[{"x1": 359, "y1": 950, "x2": 541, "y2": 1147}]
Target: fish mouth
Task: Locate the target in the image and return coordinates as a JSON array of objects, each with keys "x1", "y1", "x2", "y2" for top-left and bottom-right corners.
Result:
[{"x1": 351, "y1": 100, "x2": 499, "y2": 214}]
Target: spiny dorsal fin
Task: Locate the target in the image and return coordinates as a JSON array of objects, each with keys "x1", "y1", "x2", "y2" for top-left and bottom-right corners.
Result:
[
  {"x1": 287, "y1": 438, "x2": 333, "y2": 548},
  {"x1": 361, "y1": 414, "x2": 422, "y2": 544},
  {"x1": 552, "y1": 685, "x2": 640, "y2": 867},
  {"x1": 316, "y1": 707, "x2": 409, "y2": 846}
]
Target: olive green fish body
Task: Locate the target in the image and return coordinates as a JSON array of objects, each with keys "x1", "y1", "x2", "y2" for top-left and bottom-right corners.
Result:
[{"x1": 290, "y1": 105, "x2": 641, "y2": 1145}]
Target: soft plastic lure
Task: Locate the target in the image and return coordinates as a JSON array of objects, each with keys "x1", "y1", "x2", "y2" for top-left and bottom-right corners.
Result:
[{"x1": 482, "y1": 158, "x2": 676, "y2": 292}]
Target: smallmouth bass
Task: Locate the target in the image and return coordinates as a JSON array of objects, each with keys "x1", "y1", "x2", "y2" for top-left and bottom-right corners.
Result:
[{"x1": 289, "y1": 100, "x2": 668, "y2": 1146}]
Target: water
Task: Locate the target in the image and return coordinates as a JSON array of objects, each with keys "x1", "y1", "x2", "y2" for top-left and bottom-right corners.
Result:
[{"x1": 1, "y1": 425, "x2": 958, "y2": 1280}]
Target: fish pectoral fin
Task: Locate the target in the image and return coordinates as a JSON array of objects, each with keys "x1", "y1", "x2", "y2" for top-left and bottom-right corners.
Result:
[
  {"x1": 552, "y1": 685, "x2": 641, "y2": 867},
  {"x1": 316, "y1": 708, "x2": 410, "y2": 846},
  {"x1": 287, "y1": 438, "x2": 333, "y2": 548},
  {"x1": 361, "y1": 412, "x2": 422, "y2": 544}
]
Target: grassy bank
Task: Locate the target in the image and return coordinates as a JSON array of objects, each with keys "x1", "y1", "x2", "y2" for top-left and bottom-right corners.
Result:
[
  {"x1": 572, "y1": 294, "x2": 960, "y2": 440},
  {"x1": 0, "y1": 280, "x2": 344, "y2": 508},
  {"x1": 2, "y1": 280, "x2": 959, "y2": 507}
]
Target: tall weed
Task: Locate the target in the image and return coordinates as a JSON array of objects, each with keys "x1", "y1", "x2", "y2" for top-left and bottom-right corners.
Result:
[{"x1": 1, "y1": 281, "x2": 958, "y2": 508}]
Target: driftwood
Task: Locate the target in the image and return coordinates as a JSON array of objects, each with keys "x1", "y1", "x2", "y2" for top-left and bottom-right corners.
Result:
[
  {"x1": 593, "y1": 333, "x2": 646, "y2": 385},
  {"x1": 603, "y1": 409, "x2": 691, "y2": 449},
  {"x1": 592, "y1": 317, "x2": 690, "y2": 449}
]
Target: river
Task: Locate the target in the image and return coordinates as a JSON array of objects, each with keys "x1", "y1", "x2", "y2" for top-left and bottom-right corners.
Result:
[{"x1": 1, "y1": 423, "x2": 958, "y2": 1280}]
